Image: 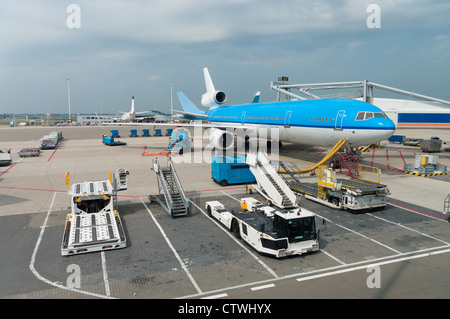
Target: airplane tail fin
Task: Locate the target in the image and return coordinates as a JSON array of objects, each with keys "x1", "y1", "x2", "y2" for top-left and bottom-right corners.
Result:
[
  {"x1": 201, "y1": 67, "x2": 226, "y2": 109},
  {"x1": 203, "y1": 67, "x2": 216, "y2": 93},
  {"x1": 131, "y1": 96, "x2": 135, "y2": 113},
  {"x1": 252, "y1": 91, "x2": 261, "y2": 103},
  {"x1": 177, "y1": 92, "x2": 206, "y2": 116}
]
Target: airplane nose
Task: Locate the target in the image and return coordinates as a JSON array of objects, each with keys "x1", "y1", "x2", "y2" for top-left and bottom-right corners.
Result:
[{"x1": 383, "y1": 118, "x2": 396, "y2": 139}]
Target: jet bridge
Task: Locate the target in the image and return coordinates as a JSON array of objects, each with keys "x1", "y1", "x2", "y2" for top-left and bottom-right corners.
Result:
[{"x1": 149, "y1": 157, "x2": 190, "y2": 217}]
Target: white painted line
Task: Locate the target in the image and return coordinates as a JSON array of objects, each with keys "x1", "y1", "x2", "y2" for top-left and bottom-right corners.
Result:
[
  {"x1": 368, "y1": 213, "x2": 450, "y2": 246},
  {"x1": 101, "y1": 252, "x2": 111, "y2": 297},
  {"x1": 316, "y1": 213, "x2": 402, "y2": 254},
  {"x1": 140, "y1": 198, "x2": 202, "y2": 295},
  {"x1": 29, "y1": 192, "x2": 113, "y2": 299},
  {"x1": 202, "y1": 293, "x2": 228, "y2": 299},
  {"x1": 320, "y1": 249, "x2": 346, "y2": 265},
  {"x1": 189, "y1": 200, "x2": 279, "y2": 279},
  {"x1": 180, "y1": 245, "x2": 450, "y2": 299},
  {"x1": 297, "y1": 247, "x2": 450, "y2": 283},
  {"x1": 251, "y1": 283, "x2": 275, "y2": 291}
]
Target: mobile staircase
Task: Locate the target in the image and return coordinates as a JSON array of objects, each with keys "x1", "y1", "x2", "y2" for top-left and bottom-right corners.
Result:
[
  {"x1": 334, "y1": 147, "x2": 360, "y2": 179},
  {"x1": 246, "y1": 151, "x2": 298, "y2": 209},
  {"x1": 149, "y1": 157, "x2": 190, "y2": 217}
]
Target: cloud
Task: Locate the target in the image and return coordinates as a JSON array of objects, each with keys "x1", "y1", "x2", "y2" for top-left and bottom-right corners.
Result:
[{"x1": 1, "y1": 0, "x2": 450, "y2": 113}]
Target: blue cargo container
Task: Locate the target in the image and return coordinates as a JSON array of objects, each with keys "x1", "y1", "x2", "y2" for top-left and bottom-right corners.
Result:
[
  {"x1": 388, "y1": 135, "x2": 405, "y2": 143},
  {"x1": 211, "y1": 155, "x2": 255, "y2": 186},
  {"x1": 111, "y1": 130, "x2": 120, "y2": 137},
  {"x1": 130, "y1": 129, "x2": 138, "y2": 137},
  {"x1": 154, "y1": 129, "x2": 162, "y2": 136},
  {"x1": 142, "y1": 129, "x2": 150, "y2": 137}
]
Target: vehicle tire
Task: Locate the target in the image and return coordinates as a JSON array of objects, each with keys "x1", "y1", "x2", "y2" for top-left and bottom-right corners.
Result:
[
  {"x1": 219, "y1": 180, "x2": 228, "y2": 186},
  {"x1": 207, "y1": 205, "x2": 212, "y2": 217},
  {"x1": 232, "y1": 219, "x2": 241, "y2": 239},
  {"x1": 331, "y1": 197, "x2": 339, "y2": 207}
]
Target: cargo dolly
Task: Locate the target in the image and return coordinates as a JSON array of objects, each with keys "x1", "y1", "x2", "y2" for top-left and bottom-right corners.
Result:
[{"x1": 61, "y1": 169, "x2": 129, "y2": 256}]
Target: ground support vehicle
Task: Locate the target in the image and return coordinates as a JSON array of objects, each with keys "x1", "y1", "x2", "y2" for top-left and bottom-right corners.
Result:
[
  {"x1": 443, "y1": 194, "x2": 450, "y2": 222},
  {"x1": 18, "y1": 148, "x2": 41, "y2": 157},
  {"x1": 61, "y1": 169, "x2": 128, "y2": 256},
  {"x1": 0, "y1": 150, "x2": 12, "y2": 166},
  {"x1": 211, "y1": 155, "x2": 255, "y2": 186},
  {"x1": 285, "y1": 164, "x2": 389, "y2": 211},
  {"x1": 205, "y1": 198, "x2": 319, "y2": 258},
  {"x1": 149, "y1": 157, "x2": 190, "y2": 217},
  {"x1": 167, "y1": 127, "x2": 190, "y2": 155},
  {"x1": 40, "y1": 131, "x2": 63, "y2": 149},
  {"x1": 102, "y1": 135, "x2": 127, "y2": 146}
]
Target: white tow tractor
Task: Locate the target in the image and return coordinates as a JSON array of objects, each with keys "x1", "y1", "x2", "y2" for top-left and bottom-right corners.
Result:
[
  {"x1": 205, "y1": 197, "x2": 319, "y2": 258},
  {"x1": 61, "y1": 169, "x2": 129, "y2": 256}
]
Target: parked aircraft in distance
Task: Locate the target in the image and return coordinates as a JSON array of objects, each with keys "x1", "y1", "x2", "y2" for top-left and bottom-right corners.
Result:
[{"x1": 117, "y1": 96, "x2": 150, "y2": 122}]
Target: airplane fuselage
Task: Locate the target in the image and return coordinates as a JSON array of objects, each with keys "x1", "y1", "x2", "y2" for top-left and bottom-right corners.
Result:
[
  {"x1": 207, "y1": 98, "x2": 396, "y2": 147},
  {"x1": 121, "y1": 112, "x2": 135, "y2": 122}
]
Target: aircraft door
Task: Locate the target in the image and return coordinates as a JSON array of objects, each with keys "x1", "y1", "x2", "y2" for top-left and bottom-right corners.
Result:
[
  {"x1": 241, "y1": 111, "x2": 246, "y2": 125},
  {"x1": 284, "y1": 111, "x2": 292, "y2": 128},
  {"x1": 335, "y1": 110, "x2": 345, "y2": 130}
]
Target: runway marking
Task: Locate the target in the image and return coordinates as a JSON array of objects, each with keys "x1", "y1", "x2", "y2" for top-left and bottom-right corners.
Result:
[
  {"x1": 0, "y1": 158, "x2": 22, "y2": 177},
  {"x1": 315, "y1": 213, "x2": 402, "y2": 254},
  {"x1": 368, "y1": 213, "x2": 450, "y2": 246},
  {"x1": 182, "y1": 245, "x2": 450, "y2": 299},
  {"x1": 296, "y1": 246, "x2": 450, "y2": 284},
  {"x1": 201, "y1": 293, "x2": 228, "y2": 299},
  {"x1": 189, "y1": 199, "x2": 279, "y2": 279},
  {"x1": 29, "y1": 192, "x2": 113, "y2": 299},
  {"x1": 140, "y1": 198, "x2": 202, "y2": 295},
  {"x1": 251, "y1": 283, "x2": 275, "y2": 291},
  {"x1": 101, "y1": 252, "x2": 111, "y2": 297},
  {"x1": 386, "y1": 201, "x2": 448, "y2": 221}
]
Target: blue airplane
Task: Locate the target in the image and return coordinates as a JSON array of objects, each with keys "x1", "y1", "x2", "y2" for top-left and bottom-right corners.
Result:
[{"x1": 170, "y1": 67, "x2": 395, "y2": 150}]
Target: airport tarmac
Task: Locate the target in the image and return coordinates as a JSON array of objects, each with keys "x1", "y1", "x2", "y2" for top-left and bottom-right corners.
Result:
[{"x1": 0, "y1": 125, "x2": 449, "y2": 301}]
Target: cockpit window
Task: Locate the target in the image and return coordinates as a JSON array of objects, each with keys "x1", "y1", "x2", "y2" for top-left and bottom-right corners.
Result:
[{"x1": 356, "y1": 112, "x2": 387, "y2": 121}]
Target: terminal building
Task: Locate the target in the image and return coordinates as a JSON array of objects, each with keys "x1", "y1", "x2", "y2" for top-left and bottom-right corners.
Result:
[{"x1": 76, "y1": 114, "x2": 160, "y2": 125}]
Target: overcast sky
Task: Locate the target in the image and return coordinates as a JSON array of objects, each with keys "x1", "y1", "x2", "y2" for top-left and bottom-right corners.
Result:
[{"x1": 1, "y1": 0, "x2": 449, "y2": 115}]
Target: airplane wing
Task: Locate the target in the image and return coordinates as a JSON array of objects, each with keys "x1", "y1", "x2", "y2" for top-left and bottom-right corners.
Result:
[{"x1": 173, "y1": 110, "x2": 208, "y2": 120}]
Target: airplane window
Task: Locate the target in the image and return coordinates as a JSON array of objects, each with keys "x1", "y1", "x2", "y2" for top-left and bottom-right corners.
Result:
[
  {"x1": 356, "y1": 112, "x2": 365, "y2": 120},
  {"x1": 374, "y1": 112, "x2": 387, "y2": 118},
  {"x1": 364, "y1": 112, "x2": 374, "y2": 120}
]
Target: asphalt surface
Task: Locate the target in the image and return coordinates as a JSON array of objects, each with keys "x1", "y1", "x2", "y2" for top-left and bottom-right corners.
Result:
[{"x1": 0, "y1": 125, "x2": 449, "y2": 306}]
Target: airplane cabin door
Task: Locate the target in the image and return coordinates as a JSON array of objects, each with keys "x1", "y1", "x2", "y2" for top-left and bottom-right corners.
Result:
[
  {"x1": 241, "y1": 111, "x2": 246, "y2": 125},
  {"x1": 284, "y1": 111, "x2": 292, "y2": 128},
  {"x1": 335, "y1": 110, "x2": 345, "y2": 130}
]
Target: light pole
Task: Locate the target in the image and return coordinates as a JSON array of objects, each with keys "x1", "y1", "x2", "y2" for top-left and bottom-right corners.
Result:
[{"x1": 67, "y1": 78, "x2": 72, "y2": 125}]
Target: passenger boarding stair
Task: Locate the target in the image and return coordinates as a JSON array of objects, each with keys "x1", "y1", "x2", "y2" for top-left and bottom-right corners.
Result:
[
  {"x1": 149, "y1": 157, "x2": 190, "y2": 217},
  {"x1": 336, "y1": 148, "x2": 360, "y2": 178},
  {"x1": 246, "y1": 151, "x2": 298, "y2": 209}
]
